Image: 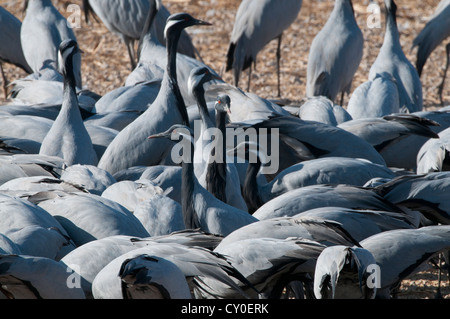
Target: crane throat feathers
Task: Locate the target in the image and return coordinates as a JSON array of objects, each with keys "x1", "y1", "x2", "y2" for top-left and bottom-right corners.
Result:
[{"x1": 166, "y1": 122, "x2": 280, "y2": 174}]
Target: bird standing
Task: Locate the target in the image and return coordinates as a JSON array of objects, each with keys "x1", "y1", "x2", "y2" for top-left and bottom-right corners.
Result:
[
  {"x1": 225, "y1": 0, "x2": 303, "y2": 97},
  {"x1": 21, "y1": 0, "x2": 82, "y2": 89},
  {"x1": 412, "y1": 0, "x2": 450, "y2": 104},
  {"x1": 0, "y1": 6, "x2": 32, "y2": 97},
  {"x1": 83, "y1": 0, "x2": 197, "y2": 69},
  {"x1": 369, "y1": 0, "x2": 423, "y2": 113},
  {"x1": 97, "y1": 13, "x2": 212, "y2": 175},
  {"x1": 306, "y1": 0, "x2": 363, "y2": 105},
  {"x1": 39, "y1": 40, "x2": 98, "y2": 167}
]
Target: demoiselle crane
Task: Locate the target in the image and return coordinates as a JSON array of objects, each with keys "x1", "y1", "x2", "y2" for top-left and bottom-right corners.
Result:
[
  {"x1": 83, "y1": 0, "x2": 197, "y2": 69},
  {"x1": 97, "y1": 13, "x2": 212, "y2": 175},
  {"x1": 306, "y1": 0, "x2": 363, "y2": 105},
  {"x1": 39, "y1": 39, "x2": 98, "y2": 166},
  {"x1": 412, "y1": 0, "x2": 450, "y2": 104},
  {"x1": 0, "y1": 6, "x2": 32, "y2": 97},
  {"x1": 148, "y1": 124, "x2": 258, "y2": 237},
  {"x1": 225, "y1": 0, "x2": 303, "y2": 97},
  {"x1": 21, "y1": 0, "x2": 82, "y2": 89},
  {"x1": 188, "y1": 67, "x2": 247, "y2": 211},
  {"x1": 369, "y1": 0, "x2": 423, "y2": 113}
]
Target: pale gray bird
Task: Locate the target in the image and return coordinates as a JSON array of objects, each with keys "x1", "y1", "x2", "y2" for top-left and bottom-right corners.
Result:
[
  {"x1": 60, "y1": 230, "x2": 222, "y2": 298},
  {"x1": 91, "y1": 243, "x2": 252, "y2": 299},
  {"x1": 97, "y1": 13, "x2": 212, "y2": 175},
  {"x1": 412, "y1": 0, "x2": 450, "y2": 104},
  {"x1": 314, "y1": 245, "x2": 378, "y2": 299},
  {"x1": 39, "y1": 40, "x2": 98, "y2": 167},
  {"x1": 148, "y1": 124, "x2": 258, "y2": 237},
  {"x1": 83, "y1": 0, "x2": 197, "y2": 69},
  {"x1": 0, "y1": 6, "x2": 32, "y2": 96},
  {"x1": 416, "y1": 126, "x2": 450, "y2": 174},
  {"x1": 0, "y1": 192, "x2": 76, "y2": 261},
  {"x1": 347, "y1": 72, "x2": 400, "y2": 119},
  {"x1": 21, "y1": 0, "x2": 82, "y2": 89},
  {"x1": 225, "y1": 0, "x2": 303, "y2": 97},
  {"x1": 252, "y1": 184, "x2": 403, "y2": 221},
  {"x1": 338, "y1": 114, "x2": 440, "y2": 169},
  {"x1": 205, "y1": 237, "x2": 326, "y2": 299},
  {"x1": 298, "y1": 95, "x2": 352, "y2": 126},
  {"x1": 0, "y1": 254, "x2": 86, "y2": 299},
  {"x1": 369, "y1": 0, "x2": 423, "y2": 113},
  {"x1": 374, "y1": 172, "x2": 450, "y2": 225},
  {"x1": 306, "y1": 0, "x2": 363, "y2": 105},
  {"x1": 94, "y1": 254, "x2": 192, "y2": 299},
  {"x1": 360, "y1": 225, "x2": 450, "y2": 299}
]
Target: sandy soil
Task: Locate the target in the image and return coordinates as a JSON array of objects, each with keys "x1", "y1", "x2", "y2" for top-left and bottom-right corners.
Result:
[{"x1": 0, "y1": 0, "x2": 449, "y2": 299}]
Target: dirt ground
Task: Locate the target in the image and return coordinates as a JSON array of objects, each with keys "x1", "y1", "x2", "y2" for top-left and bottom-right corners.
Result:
[{"x1": 0, "y1": 0, "x2": 449, "y2": 299}]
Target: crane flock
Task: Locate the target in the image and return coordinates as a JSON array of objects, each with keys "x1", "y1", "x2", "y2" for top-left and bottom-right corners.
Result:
[{"x1": 0, "y1": 0, "x2": 449, "y2": 301}]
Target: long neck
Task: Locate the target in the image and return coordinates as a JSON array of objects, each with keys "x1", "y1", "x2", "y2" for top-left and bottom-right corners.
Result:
[
  {"x1": 243, "y1": 157, "x2": 264, "y2": 214},
  {"x1": 137, "y1": 1, "x2": 160, "y2": 60},
  {"x1": 331, "y1": 0, "x2": 354, "y2": 22},
  {"x1": 383, "y1": 1, "x2": 401, "y2": 50},
  {"x1": 181, "y1": 139, "x2": 201, "y2": 229},
  {"x1": 205, "y1": 111, "x2": 228, "y2": 202},
  {"x1": 194, "y1": 85, "x2": 214, "y2": 129},
  {"x1": 61, "y1": 57, "x2": 81, "y2": 120},
  {"x1": 166, "y1": 28, "x2": 190, "y2": 126},
  {"x1": 216, "y1": 111, "x2": 227, "y2": 163}
]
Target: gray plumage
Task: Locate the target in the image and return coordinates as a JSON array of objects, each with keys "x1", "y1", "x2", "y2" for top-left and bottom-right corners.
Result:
[
  {"x1": 338, "y1": 114, "x2": 440, "y2": 169},
  {"x1": 21, "y1": 0, "x2": 82, "y2": 89},
  {"x1": 97, "y1": 13, "x2": 212, "y2": 175},
  {"x1": 83, "y1": 0, "x2": 196, "y2": 69},
  {"x1": 0, "y1": 254, "x2": 86, "y2": 299},
  {"x1": 369, "y1": 0, "x2": 423, "y2": 113},
  {"x1": 347, "y1": 72, "x2": 400, "y2": 119},
  {"x1": 252, "y1": 184, "x2": 403, "y2": 221},
  {"x1": 225, "y1": 0, "x2": 302, "y2": 96},
  {"x1": 314, "y1": 245, "x2": 378, "y2": 299},
  {"x1": 374, "y1": 172, "x2": 450, "y2": 225},
  {"x1": 417, "y1": 126, "x2": 450, "y2": 174},
  {"x1": 298, "y1": 96, "x2": 352, "y2": 125},
  {"x1": 412, "y1": 0, "x2": 450, "y2": 104},
  {"x1": 412, "y1": 0, "x2": 450, "y2": 76},
  {"x1": 306, "y1": 0, "x2": 363, "y2": 104},
  {"x1": 39, "y1": 39, "x2": 98, "y2": 166},
  {"x1": 0, "y1": 6, "x2": 32, "y2": 74},
  {"x1": 360, "y1": 225, "x2": 450, "y2": 298}
]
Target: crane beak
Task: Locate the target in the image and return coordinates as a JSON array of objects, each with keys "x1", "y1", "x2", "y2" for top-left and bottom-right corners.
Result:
[
  {"x1": 194, "y1": 19, "x2": 212, "y2": 26},
  {"x1": 148, "y1": 132, "x2": 168, "y2": 139}
]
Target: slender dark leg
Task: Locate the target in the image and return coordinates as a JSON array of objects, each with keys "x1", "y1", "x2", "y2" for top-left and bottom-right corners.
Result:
[
  {"x1": 339, "y1": 91, "x2": 345, "y2": 106},
  {"x1": 276, "y1": 33, "x2": 283, "y2": 97},
  {"x1": 247, "y1": 63, "x2": 252, "y2": 92},
  {"x1": 125, "y1": 37, "x2": 137, "y2": 70},
  {"x1": 437, "y1": 43, "x2": 450, "y2": 106},
  {"x1": 0, "y1": 63, "x2": 8, "y2": 99},
  {"x1": 436, "y1": 254, "x2": 443, "y2": 299}
]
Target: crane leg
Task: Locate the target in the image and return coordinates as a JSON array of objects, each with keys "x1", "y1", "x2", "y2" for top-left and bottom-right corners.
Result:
[
  {"x1": 276, "y1": 33, "x2": 283, "y2": 97},
  {"x1": 437, "y1": 43, "x2": 450, "y2": 106},
  {"x1": 339, "y1": 91, "x2": 345, "y2": 106},
  {"x1": 435, "y1": 253, "x2": 443, "y2": 299},
  {"x1": 0, "y1": 63, "x2": 8, "y2": 100},
  {"x1": 124, "y1": 38, "x2": 137, "y2": 71},
  {"x1": 247, "y1": 63, "x2": 252, "y2": 92}
]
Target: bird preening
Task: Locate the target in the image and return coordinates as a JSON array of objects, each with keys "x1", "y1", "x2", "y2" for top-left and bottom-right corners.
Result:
[{"x1": 0, "y1": 0, "x2": 450, "y2": 303}]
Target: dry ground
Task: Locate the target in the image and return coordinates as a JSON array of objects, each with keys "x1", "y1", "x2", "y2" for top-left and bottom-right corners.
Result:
[{"x1": 0, "y1": 0, "x2": 449, "y2": 299}]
